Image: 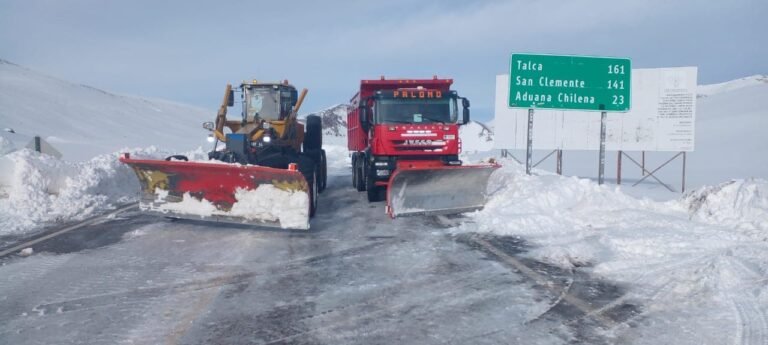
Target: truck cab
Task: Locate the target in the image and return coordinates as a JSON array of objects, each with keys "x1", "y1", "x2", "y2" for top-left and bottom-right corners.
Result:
[{"x1": 348, "y1": 77, "x2": 470, "y2": 202}]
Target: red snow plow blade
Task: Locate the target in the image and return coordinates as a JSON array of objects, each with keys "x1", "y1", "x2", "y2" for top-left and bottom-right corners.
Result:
[
  {"x1": 386, "y1": 164, "x2": 500, "y2": 218},
  {"x1": 119, "y1": 153, "x2": 310, "y2": 229}
]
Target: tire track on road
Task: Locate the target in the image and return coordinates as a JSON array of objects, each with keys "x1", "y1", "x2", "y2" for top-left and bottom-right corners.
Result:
[{"x1": 0, "y1": 203, "x2": 138, "y2": 258}]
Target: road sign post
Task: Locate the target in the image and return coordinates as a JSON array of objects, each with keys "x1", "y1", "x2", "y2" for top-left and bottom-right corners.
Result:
[
  {"x1": 526, "y1": 108, "x2": 533, "y2": 174},
  {"x1": 507, "y1": 54, "x2": 631, "y2": 181},
  {"x1": 599, "y1": 110, "x2": 607, "y2": 184}
]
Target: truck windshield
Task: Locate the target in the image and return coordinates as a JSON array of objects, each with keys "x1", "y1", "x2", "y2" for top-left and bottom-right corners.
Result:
[
  {"x1": 245, "y1": 87, "x2": 280, "y2": 121},
  {"x1": 375, "y1": 98, "x2": 457, "y2": 124}
]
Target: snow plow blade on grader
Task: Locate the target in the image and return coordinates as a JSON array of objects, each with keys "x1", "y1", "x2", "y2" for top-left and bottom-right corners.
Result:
[
  {"x1": 120, "y1": 154, "x2": 311, "y2": 229},
  {"x1": 386, "y1": 164, "x2": 499, "y2": 218}
]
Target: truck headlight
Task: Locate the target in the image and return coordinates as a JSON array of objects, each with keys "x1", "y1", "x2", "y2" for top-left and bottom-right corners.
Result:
[{"x1": 262, "y1": 135, "x2": 271, "y2": 143}]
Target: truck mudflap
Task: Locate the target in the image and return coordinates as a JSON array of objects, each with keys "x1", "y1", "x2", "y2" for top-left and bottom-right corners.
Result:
[
  {"x1": 119, "y1": 153, "x2": 310, "y2": 230},
  {"x1": 386, "y1": 164, "x2": 500, "y2": 218}
]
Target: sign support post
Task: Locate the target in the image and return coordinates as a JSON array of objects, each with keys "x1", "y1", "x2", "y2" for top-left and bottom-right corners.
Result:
[
  {"x1": 682, "y1": 152, "x2": 687, "y2": 193},
  {"x1": 617, "y1": 150, "x2": 623, "y2": 184},
  {"x1": 526, "y1": 108, "x2": 534, "y2": 175},
  {"x1": 598, "y1": 110, "x2": 607, "y2": 185}
]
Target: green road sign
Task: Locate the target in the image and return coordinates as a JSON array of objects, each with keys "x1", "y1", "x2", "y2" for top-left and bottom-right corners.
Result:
[{"x1": 508, "y1": 54, "x2": 631, "y2": 112}]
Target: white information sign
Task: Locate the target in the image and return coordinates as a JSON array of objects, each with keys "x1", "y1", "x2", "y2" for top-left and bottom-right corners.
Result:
[{"x1": 493, "y1": 67, "x2": 697, "y2": 152}]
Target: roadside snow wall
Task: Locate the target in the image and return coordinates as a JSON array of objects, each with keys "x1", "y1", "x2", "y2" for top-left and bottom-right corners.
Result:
[{"x1": 0, "y1": 148, "x2": 161, "y2": 235}]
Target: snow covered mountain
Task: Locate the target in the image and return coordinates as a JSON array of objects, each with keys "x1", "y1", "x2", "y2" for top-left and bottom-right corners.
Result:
[
  {"x1": 0, "y1": 59, "x2": 213, "y2": 161},
  {"x1": 301, "y1": 104, "x2": 350, "y2": 145},
  {"x1": 697, "y1": 74, "x2": 768, "y2": 98}
]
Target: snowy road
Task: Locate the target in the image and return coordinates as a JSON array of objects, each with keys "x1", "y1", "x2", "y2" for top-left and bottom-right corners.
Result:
[{"x1": 0, "y1": 174, "x2": 643, "y2": 344}]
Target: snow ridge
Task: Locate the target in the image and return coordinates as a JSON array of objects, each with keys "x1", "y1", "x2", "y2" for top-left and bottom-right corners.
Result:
[{"x1": 698, "y1": 74, "x2": 768, "y2": 97}]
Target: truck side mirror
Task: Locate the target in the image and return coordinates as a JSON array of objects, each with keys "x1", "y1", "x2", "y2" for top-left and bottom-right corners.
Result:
[
  {"x1": 227, "y1": 90, "x2": 235, "y2": 107},
  {"x1": 359, "y1": 106, "x2": 370, "y2": 132},
  {"x1": 202, "y1": 121, "x2": 215, "y2": 131},
  {"x1": 461, "y1": 98, "x2": 470, "y2": 124}
]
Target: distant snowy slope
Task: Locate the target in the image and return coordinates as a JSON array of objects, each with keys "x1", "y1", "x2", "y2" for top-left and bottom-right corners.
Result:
[
  {"x1": 697, "y1": 74, "x2": 768, "y2": 97},
  {"x1": 301, "y1": 104, "x2": 350, "y2": 146},
  {"x1": 0, "y1": 59, "x2": 213, "y2": 161},
  {"x1": 689, "y1": 77, "x2": 768, "y2": 186}
]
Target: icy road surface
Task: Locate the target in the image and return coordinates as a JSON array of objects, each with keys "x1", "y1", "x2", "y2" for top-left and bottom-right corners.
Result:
[{"x1": 0, "y1": 175, "x2": 708, "y2": 344}]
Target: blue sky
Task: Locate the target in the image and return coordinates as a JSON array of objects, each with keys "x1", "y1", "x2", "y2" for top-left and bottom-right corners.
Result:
[{"x1": 1, "y1": 0, "x2": 766, "y2": 121}]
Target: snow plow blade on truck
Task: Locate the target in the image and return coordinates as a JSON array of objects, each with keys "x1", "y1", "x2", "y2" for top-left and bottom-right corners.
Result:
[
  {"x1": 120, "y1": 154, "x2": 311, "y2": 229},
  {"x1": 387, "y1": 164, "x2": 499, "y2": 218}
]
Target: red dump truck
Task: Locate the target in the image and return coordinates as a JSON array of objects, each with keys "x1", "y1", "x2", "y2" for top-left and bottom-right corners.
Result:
[{"x1": 347, "y1": 76, "x2": 499, "y2": 218}]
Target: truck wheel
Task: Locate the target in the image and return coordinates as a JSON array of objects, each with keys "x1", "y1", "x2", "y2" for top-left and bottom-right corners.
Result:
[
  {"x1": 303, "y1": 115, "x2": 322, "y2": 155},
  {"x1": 355, "y1": 156, "x2": 366, "y2": 192},
  {"x1": 366, "y1": 163, "x2": 385, "y2": 202},
  {"x1": 318, "y1": 149, "x2": 327, "y2": 193},
  {"x1": 352, "y1": 154, "x2": 358, "y2": 189}
]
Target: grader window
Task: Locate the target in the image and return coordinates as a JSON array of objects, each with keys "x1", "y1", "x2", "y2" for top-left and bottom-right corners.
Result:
[
  {"x1": 245, "y1": 87, "x2": 280, "y2": 121},
  {"x1": 280, "y1": 90, "x2": 294, "y2": 118}
]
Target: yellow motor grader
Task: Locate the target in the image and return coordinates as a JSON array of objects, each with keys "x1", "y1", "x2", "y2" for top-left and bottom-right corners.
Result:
[{"x1": 120, "y1": 80, "x2": 326, "y2": 230}]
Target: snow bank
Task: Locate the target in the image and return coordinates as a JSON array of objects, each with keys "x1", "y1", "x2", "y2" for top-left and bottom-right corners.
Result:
[
  {"x1": 685, "y1": 178, "x2": 768, "y2": 238},
  {"x1": 462, "y1": 159, "x2": 768, "y2": 341},
  {"x1": 0, "y1": 147, "x2": 169, "y2": 236},
  {"x1": 469, "y1": 160, "x2": 767, "y2": 266},
  {"x1": 474, "y1": 162, "x2": 675, "y2": 234}
]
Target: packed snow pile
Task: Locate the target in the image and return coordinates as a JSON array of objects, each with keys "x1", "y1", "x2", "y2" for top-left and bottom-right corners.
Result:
[
  {"x1": 470, "y1": 161, "x2": 679, "y2": 246},
  {"x1": 0, "y1": 59, "x2": 212, "y2": 161},
  {"x1": 685, "y1": 178, "x2": 768, "y2": 238},
  {"x1": 0, "y1": 148, "x2": 159, "y2": 235},
  {"x1": 462, "y1": 159, "x2": 768, "y2": 342},
  {"x1": 469, "y1": 159, "x2": 768, "y2": 266}
]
